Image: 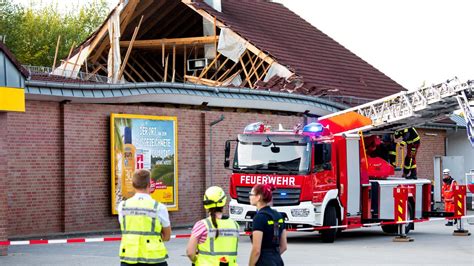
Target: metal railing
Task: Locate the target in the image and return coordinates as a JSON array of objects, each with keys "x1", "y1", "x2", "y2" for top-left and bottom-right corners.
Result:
[
  {"x1": 321, "y1": 95, "x2": 372, "y2": 106},
  {"x1": 23, "y1": 65, "x2": 109, "y2": 83}
]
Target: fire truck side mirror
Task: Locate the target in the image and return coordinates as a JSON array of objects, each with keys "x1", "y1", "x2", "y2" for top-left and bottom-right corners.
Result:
[{"x1": 224, "y1": 140, "x2": 232, "y2": 168}]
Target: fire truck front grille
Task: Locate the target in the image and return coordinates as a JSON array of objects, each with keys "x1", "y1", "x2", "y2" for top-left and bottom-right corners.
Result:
[{"x1": 236, "y1": 186, "x2": 301, "y2": 206}]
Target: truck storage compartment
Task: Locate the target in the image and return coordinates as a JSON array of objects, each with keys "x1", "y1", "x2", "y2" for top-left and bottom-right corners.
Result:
[{"x1": 370, "y1": 179, "x2": 430, "y2": 220}]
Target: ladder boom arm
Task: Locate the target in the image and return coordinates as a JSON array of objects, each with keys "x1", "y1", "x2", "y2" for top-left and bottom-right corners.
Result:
[{"x1": 319, "y1": 78, "x2": 474, "y2": 137}]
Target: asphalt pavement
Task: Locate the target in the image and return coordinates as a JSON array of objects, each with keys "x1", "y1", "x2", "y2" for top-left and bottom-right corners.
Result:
[{"x1": 1, "y1": 217, "x2": 473, "y2": 265}]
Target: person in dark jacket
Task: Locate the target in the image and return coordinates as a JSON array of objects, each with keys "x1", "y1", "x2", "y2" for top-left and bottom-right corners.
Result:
[
  {"x1": 249, "y1": 184, "x2": 287, "y2": 266},
  {"x1": 394, "y1": 127, "x2": 420, "y2": 179},
  {"x1": 373, "y1": 134, "x2": 398, "y2": 167}
]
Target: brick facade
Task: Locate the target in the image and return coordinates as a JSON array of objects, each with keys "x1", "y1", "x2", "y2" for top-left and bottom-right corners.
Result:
[
  {"x1": 7, "y1": 102, "x2": 63, "y2": 236},
  {"x1": 1, "y1": 100, "x2": 447, "y2": 239},
  {"x1": 413, "y1": 128, "x2": 446, "y2": 180}
]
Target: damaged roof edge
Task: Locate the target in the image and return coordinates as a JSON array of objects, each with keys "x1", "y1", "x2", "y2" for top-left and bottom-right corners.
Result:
[{"x1": 25, "y1": 80, "x2": 348, "y2": 114}]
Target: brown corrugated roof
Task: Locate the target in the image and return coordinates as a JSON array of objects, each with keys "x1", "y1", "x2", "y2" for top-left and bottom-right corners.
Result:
[{"x1": 193, "y1": 0, "x2": 405, "y2": 99}]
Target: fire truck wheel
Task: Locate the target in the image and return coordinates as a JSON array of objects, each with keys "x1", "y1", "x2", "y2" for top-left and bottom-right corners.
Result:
[
  {"x1": 381, "y1": 224, "x2": 398, "y2": 234},
  {"x1": 321, "y1": 205, "x2": 338, "y2": 243}
]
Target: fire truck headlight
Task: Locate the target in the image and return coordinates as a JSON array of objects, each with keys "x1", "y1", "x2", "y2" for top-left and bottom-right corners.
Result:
[
  {"x1": 230, "y1": 206, "x2": 243, "y2": 215},
  {"x1": 291, "y1": 208, "x2": 310, "y2": 217}
]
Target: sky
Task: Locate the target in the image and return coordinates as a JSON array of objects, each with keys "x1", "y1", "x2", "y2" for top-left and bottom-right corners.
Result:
[
  {"x1": 276, "y1": 0, "x2": 474, "y2": 89},
  {"x1": 12, "y1": 0, "x2": 474, "y2": 90}
]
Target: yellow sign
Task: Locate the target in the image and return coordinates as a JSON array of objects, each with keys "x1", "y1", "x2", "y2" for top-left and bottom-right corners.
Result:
[
  {"x1": 111, "y1": 113, "x2": 179, "y2": 214},
  {"x1": 0, "y1": 87, "x2": 25, "y2": 112},
  {"x1": 154, "y1": 186, "x2": 174, "y2": 203}
]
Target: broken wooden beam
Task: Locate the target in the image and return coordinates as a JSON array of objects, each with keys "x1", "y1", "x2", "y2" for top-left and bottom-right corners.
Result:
[
  {"x1": 120, "y1": 36, "x2": 219, "y2": 48},
  {"x1": 52, "y1": 35, "x2": 61, "y2": 69},
  {"x1": 118, "y1": 15, "x2": 143, "y2": 81},
  {"x1": 185, "y1": 75, "x2": 222, "y2": 86}
]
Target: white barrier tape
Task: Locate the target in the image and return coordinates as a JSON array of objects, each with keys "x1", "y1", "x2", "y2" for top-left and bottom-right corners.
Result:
[
  {"x1": 1, "y1": 215, "x2": 472, "y2": 246},
  {"x1": 362, "y1": 222, "x2": 382, "y2": 227},
  {"x1": 8, "y1": 241, "x2": 29, "y2": 246},
  {"x1": 47, "y1": 239, "x2": 68, "y2": 244},
  {"x1": 288, "y1": 214, "x2": 474, "y2": 232},
  {"x1": 0, "y1": 237, "x2": 122, "y2": 246},
  {"x1": 85, "y1": 238, "x2": 106, "y2": 243},
  {"x1": 0, "y1": 232, "x2": 252, "y2": 246}
]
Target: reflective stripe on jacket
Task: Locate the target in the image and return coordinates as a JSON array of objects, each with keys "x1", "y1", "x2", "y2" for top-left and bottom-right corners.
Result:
[
  {"x1": 399, "y1": 128, "x2": 420, "y2": 145},
  {"x1": 195, "y1": 217, "x2": 239, "y2": 266},
  {"x1": 119, "y1": 197, "x2": 168, "y2": 264}
]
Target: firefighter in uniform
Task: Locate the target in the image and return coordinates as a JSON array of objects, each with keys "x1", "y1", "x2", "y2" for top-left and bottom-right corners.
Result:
[
  {"x1": 384, "y1": 134, "x2": 397, "y2": 168},
  {"x1": 377, "y1": 134, "x2": 397, "y2": 168},
  {"x1": 442, "y1": 168, "x2": 458, "y2": 226},
  {"x1": 249, "y1": 184, "x2": 287, "y2": 266},
  {"x1": 118, "y1": 169, "x2": 171, "y2": 266},
  {"x1": 394, "y1": 127, "x2": 420, "y2": 179},
  {"x1": 186, "y1": 186, "x2": 240, "y2": 266}
]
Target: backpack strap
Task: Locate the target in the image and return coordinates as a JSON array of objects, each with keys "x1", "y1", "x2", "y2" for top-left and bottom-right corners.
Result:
[{"x1": 258, "y1": 208, "x2": 284, "y2": 247}]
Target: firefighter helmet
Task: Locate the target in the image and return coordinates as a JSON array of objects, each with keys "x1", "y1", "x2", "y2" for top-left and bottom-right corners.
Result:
[
  {"x1": 203, "y1": 186, "x2": 227, "y2": 209},
  {"x1": 443, "y1": 168, "x2": 450, "y2": 175}
]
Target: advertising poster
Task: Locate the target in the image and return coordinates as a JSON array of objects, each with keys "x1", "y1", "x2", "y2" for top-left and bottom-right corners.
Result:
[{"x1": 111, "y1": 113, "x2": 178, "y2": 214}]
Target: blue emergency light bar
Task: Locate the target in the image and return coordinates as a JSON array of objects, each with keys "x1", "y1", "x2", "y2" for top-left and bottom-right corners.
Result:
[{"x1": 303, "y1": 122, "x2": 323, "y2": 133}]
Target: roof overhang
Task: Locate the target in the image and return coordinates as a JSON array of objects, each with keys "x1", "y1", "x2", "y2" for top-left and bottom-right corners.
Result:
[{"x1": 25, "y1": 81, "x2": 346, "y2": 116}]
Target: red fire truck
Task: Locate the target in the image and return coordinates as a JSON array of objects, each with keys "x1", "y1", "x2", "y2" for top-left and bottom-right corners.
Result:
[{"x1": 225, "y1": 79, "x2": 473, "y2": 242}]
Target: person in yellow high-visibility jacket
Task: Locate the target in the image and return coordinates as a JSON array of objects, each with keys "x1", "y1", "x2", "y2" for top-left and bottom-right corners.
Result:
[
  {"x1": 186, "y1": 186, "x2": 240, "y2": 266},
  {"x1": 118, "y1": 169, "x2": 171, "y2": 266}
]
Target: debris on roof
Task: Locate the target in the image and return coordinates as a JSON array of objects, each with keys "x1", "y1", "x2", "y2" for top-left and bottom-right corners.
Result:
[{"x1": 50, "y1": 0, "x2": 404, "y2": 100}]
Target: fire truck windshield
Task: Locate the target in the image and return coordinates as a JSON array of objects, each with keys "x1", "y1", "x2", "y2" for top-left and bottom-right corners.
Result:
[{"x1": 233, "y1": 134, "x2": 311, "y2": 174}]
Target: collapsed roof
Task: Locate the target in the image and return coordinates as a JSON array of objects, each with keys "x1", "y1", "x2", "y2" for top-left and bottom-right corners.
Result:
[{"x1": 53, "y1": 0, "x2": 405, "y2": 104}]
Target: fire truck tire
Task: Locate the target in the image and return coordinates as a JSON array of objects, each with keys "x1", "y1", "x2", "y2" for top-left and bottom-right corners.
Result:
[
  {"x1": 321, "y1": 206, "x2": 338, "y2": 243},
  {"x1": 381, "y1": 202, "x2": 414, "y2": 234},
  {"x1": 381, "y1": 224, "x2": 398, "y2": 234}
]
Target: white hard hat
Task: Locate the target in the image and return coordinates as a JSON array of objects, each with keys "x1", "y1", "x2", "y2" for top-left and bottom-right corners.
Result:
[{"x1": 443, "y1": 168, "x2": 450, "y2": 174}]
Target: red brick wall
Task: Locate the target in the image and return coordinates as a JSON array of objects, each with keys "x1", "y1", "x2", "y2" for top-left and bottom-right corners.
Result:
[
  {"x1": 415, "y1": 128, "x2": 446, "y2": 181},
  {"x1": 7, "y1": 102, "x2": 63, "y2": 236},
  {"x1": 1, "y1": 100, "x2": 448, "y2": 238}
]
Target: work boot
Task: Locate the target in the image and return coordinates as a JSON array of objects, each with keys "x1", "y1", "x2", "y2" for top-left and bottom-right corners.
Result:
[
  {"x1": 407, "y1": 169, "x2": 417, "y2": 179},
  {"x1": 445, "y1": 221, "x2": 453, "y2": 226}
]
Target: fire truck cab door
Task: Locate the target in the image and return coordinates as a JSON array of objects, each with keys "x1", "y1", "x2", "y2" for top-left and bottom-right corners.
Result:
[{"x1": 312, "y1": 143, "x2": 337, "y2": 201}]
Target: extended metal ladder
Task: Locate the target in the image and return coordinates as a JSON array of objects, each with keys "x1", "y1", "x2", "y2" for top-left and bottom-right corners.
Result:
[
  {"x1": 455, "y1": 86, "x2": 474, "y2": 146},
  {"x1": 320, "y1": 78, "x2": 474, "y2": 145}
]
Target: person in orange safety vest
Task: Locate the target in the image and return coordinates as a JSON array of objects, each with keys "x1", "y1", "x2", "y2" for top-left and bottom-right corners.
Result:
[{"x1": 441, "y1": 168, "x2": 458, "y2": 226}]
